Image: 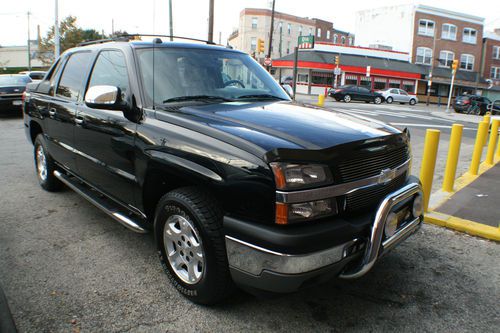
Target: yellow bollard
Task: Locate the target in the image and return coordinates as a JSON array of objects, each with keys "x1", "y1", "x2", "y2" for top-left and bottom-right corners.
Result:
[
  {"x1": 486, "y1": 120, "x2": 500, "y2": 164},
  {"x1": 483, "y1": 114, "x2": 491, "y2": 125},
  {"x1": 469, "y1": 121, "x2": 489, "y2": 175},
  {"x1": 420, "y1": 129, "x2": 440, "y2": 212},
  {"x1": 442, "y1": 124, "x2": 464, "y2": 192},
  {"x1": 317, "y1": 94, "x2": 325, "y2": 107}
]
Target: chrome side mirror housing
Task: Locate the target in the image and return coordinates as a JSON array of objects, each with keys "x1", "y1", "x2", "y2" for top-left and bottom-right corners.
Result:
[
  {"x1": 281, "y1": 84, "x2": 294, "y2": 98},
  {"x1": 85, "y1": 85, "x2": 120, "y2": 109}
]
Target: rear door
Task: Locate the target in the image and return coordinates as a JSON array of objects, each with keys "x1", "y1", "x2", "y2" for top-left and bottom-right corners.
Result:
[
  {"x1": 73, "y1": 49, "x2": 137, "y2": 204},
  {"x1": 47, "y1": 51, "x2": 93, "y2": 171},
  {"x1": 398, "y1": 89, "x2": 410, "y2": 103},
  {"x1": 357, "y1": 86, "x2": 371, "y2": 101}
]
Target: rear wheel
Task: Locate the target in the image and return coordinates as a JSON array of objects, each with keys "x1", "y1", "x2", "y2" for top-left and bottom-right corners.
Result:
[
  {"x1": 155, "y1": 187, "x2": 233, "y2": 304},
  {"x1": 343, "y1": 95, "x2": 351, "y2": 103},
  {"x1": 386, "y1": 97, "x2": 393, "y2": 104},
  {"x1": 34, "y1": 134, "x2": 62, "y2": 192},
  {"x1": 409, "y1": 99, "x2": 416, "y2": 105},
  {"x1": 374, "y1": 96, "x2": 382, "y2": 104}
]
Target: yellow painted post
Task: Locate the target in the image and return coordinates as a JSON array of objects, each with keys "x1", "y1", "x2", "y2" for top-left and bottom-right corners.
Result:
[
  {"x1": 469, "y1": 121, "x2": 489, "y2": 175},
  {"x1": 442, "y1": 124, "x2": 463, "y2": 192},
  {"x1": 420, "y1": 129, "x2": 440, "y2": 212},
  {"x1": 317, "y1": 94, "x2": 325, "y2": 107},
  {"x1": 482, "y1": 115, "x2": 491, "y2": 146},
  {"x1": 483, "y1": 114, "x2": 491, "y2": 125},
  {"x1": 486, "y1": 120, "x2": 500, "y2": 165}
]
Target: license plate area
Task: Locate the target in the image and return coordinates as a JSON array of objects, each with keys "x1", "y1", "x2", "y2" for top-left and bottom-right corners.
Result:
[{"x1": 12, "y1": 100, "x2": 22, "y2": 106}]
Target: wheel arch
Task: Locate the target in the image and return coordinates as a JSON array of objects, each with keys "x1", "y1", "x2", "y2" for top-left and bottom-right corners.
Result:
[{"x1": 29, "y1": 120, "x2": 43, "y2": 144}]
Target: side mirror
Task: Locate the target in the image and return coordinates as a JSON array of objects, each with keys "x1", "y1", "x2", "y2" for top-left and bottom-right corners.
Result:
[
  {"x1": 281, "y1": 84, "x2": 294, "y2": 98},
  {"x1": 85, "y1": 85, "x2": 121, "y2": 110}
]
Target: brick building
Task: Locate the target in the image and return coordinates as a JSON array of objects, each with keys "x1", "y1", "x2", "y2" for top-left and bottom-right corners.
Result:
[{"x1": 481, "y1": 30, "x2": 500, "y2": 100}]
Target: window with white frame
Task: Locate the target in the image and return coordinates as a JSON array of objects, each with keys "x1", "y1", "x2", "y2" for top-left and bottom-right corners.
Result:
[
  {"x1": 341, "y1": 36, "x2": 346, "y2": 44},
  {"x1": 327, "y1": 30, "x2": 330, "y2": 40},
  {"x1": 493, "y1": 46, "x2": 500, "y2": 59},
  {"x1": 287, "y1": 23, "x2": 291, "y2": 35},
  {"x1": 250, "y1": 37, "x2": 256, "y2": 51},
  {"x1": 438, "y1": 50, "x2": 454, "y2": 67},
  {"x1": 333, "y1": 34, "x2": 338, "y2": 44},
  {"x1": 441, "y1": 23, "x2": 457, "y2": 40},
  {"x1": 416, "y1": 47, "x2": 432, "y2": 65},
  {"x1": 418, "y1": 19, "x2": 435, "y2": 37},
  {"x1": 251, "y1": 17, "x2": 258, "y2": 29},
  {"x1": 460, "y1": 54, "x2": 474, "y2": 70},
  {"x1": 463, "y1": 28, "x2": 477, "y2": 44},
  {"x1": 490, "y1": 66, "x2": 500, "y2": 79},
  {"x1": 317, "y1": 28, "x2": 321, "y2": 38}
]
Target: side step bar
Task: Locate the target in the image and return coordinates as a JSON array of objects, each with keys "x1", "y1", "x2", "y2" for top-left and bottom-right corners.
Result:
[{"x1": 53, "y1": 170, "x2": 148, "y2": 234}]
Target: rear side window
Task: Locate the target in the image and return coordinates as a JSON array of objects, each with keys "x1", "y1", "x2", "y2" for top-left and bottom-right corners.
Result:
[
  {"x1": 88, "y1": 50, "x2": 130, "y2": 100},
  {"x1": 390, "y1": 89, "x2": 398, "y2": 94},
  {"x1": 56, "y1": 52, "x2": 92, "y2": 101}
]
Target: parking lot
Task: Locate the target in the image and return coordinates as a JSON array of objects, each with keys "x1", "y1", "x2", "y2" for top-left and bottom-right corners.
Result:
[{"x1": 0, "y1": 113, "x2": 498, "y2": 332}]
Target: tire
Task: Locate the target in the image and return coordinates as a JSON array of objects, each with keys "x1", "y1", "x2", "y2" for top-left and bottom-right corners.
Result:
[
  {"x1": 34, "y1": 134, "x2": 62, "y2": 192},
  {"x1": 409, "y1": 99, "x2": 416, "y2": 106},
  {"x1": 154, "y1": 187, "x2": 233, "y2": 304},
  {"x1": 343, "y1": 94, "x2": 351, "y2": 103},
  {"x1": 386, "y1": 97, "x2": 393, "y2": 104},
  {"x1": 374, "y1": 96, "x2": 382, "y2": 104},
  {"x1": 365, "y1": 101, "x2": 370, "y2": 103}
]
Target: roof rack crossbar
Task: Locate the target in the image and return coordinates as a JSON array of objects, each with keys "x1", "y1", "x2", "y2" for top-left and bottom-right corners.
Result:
[{"x1": 77, "y1": 34, "x2": 218, "y2": 47}]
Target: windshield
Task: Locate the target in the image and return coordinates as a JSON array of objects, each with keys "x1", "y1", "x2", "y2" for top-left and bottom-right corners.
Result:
[
  {"x1": 136, "y1": 47, "x2": 290, "y2": 107},
  {"x1": 0, "y1": 75, "x2": 31, "y2": 86}
]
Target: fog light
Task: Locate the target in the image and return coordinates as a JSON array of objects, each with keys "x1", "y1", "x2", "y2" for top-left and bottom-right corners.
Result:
[
  {"x1": 385, "y1": 212, "x2": 399, "y2": 238},
  {"x1": 412, "y1": 194, "x2": 423, "y2": 218}
]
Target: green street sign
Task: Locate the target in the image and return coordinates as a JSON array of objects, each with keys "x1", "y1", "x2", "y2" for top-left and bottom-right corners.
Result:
[{"x1": 298, "y1": 35, "x2": 314, "y2": 49}]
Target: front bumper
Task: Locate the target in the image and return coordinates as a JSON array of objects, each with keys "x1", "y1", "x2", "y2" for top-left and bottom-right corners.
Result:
[{"x1": 225, "y1": 181, "x2": 423, "y2": 293}]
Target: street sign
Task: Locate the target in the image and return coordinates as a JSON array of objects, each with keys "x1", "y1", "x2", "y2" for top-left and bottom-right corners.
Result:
[
  {"x1": 334, "y1": 67, "x2": 341, "y2": 75},
  {"x1": 298, "y1": 35, "x2": 314, "y2": 49},
  {"x1": 264, "y1": 57, "x2": 272, "y2": 66},
  {"x1": 366, "y1": 65, "x2": 371, "y2": 77}
]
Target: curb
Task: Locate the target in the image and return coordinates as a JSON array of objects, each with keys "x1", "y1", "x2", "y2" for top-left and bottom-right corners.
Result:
[{"x1": 425, "y1": 211, "x2": 500, "y2": 242}]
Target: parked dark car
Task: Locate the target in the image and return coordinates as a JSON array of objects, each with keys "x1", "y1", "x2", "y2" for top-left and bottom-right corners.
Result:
[
  {"x1": 329, "y1": 85, "x2": 385, "y2": 104},
  {"x1": 453, "y1": 95, "x2": 492, "y2": 115},
  {"x1": 0, "y1": 74, "x2": 31, "y2": 114},
  {"x1": 24, "y1": 36, "x2": 423, "y2": 304}
]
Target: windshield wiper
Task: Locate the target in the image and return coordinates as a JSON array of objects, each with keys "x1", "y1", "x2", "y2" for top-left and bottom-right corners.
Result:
[
  {"x1": 163, "y1": 95, "x2": 234, "y2": 103},
  {"x1": 234, "y1": 94, "x2": 287, "y2": 101}
]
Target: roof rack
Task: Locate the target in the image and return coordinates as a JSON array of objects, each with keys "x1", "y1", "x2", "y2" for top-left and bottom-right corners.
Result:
[{"x1": 77, "y1": 34, "x2": 217, "y2": 47}]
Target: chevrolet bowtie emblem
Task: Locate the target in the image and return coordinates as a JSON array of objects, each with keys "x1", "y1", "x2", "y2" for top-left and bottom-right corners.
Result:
[{"x1": 378, "y1": 168, "x2": 396, "y2": 185}]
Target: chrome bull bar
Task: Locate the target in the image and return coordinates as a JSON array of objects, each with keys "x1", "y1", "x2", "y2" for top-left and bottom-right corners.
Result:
[{"x1": 339, "y1": 182, "x2": 423, "y2": 279}]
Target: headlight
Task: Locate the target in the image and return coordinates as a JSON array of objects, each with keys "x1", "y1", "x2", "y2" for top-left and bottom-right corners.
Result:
[{"x1": 270, "y1": 163, "x2": 333, "y2": 190}]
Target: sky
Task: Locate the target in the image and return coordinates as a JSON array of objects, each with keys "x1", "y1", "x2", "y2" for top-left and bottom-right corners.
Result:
[{"x1": 1, "y1": 0, "x2": 499, "y2": 48}]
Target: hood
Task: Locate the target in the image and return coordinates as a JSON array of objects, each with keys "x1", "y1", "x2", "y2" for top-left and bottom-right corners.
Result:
[
  {"x1": 0, "y1": 85, "x2": 26, "y2": 95},
  {"x1": 157, "y1": 101, "x2": 403, "y2": 155}
]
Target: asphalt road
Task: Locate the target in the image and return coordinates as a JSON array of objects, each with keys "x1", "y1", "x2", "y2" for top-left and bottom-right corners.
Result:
[{"x1": 0, "y1": 113, "x2": 499, "y2": 333}]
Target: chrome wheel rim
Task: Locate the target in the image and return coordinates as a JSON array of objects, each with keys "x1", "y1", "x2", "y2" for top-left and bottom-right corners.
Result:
[
  {"x1": 375, "y1": 97, "x2": 381, "y2": 104},
  {"x1": 344, "y1": 95, "x2": 351, "y2": 102},
  {"x1": 163, "y1": 214, "x2": 205, "y2": 284},
  {"x1": 36, "y1": 145, "x2": 47, "y2": 181}
]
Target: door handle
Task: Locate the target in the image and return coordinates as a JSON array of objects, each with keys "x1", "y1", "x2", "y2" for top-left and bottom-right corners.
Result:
[
  {"x1": 75, "y1": 117, "x2": 84, "y2": 125},
  {"x1": 49, "y1": 108, "x2": 56, "y2": 116}
]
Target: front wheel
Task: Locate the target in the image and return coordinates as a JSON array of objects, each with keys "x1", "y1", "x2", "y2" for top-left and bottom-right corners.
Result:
[
  {"x1": 386, "y1": 97, "x2": 393, "y2": 104},
  {"x1": 409, "y1": 99, "x2": 416, "y2": 105},
  {"x1": 374, "y1": 97, "x2": 382, "y2": 104},
  {"x1": 155, "y1": 187, "x2": 233, "y2": 304},
  {"x1": 34, "y1": 134, "x2": 62, "y2": 192},
  {"x1": 343, "y1": 94, "x2": 352, "y2": 103}
]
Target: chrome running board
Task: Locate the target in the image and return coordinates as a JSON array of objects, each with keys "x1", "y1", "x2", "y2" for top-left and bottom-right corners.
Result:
[{"x1": 53, "y1": 170, "x2": 148, "y2": 234}]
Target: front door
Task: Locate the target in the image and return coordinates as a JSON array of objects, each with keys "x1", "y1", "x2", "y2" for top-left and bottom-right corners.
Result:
[
  {"x1": 46, "y1": 51, "x2": 93, "y2": 171},
  {"x1": 74, "y1": 49, "x2": 137, "y2": 204}
]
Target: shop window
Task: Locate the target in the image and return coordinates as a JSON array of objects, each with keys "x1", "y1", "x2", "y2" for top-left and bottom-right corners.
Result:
[{"x1": 311, "y1": 71, "x2": 333, "y2": 85}]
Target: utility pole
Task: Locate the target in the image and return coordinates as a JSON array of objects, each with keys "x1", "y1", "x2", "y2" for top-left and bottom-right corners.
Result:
[
  {"x1": 112, "y1": 19, "x2": 114, "y2": 35},
  {"x1": 54, "y1": 0, "x2": 60, "y2": 59},
  {"x1": 266, "y1": 0, "x2": 276, "y2": 72},
  {"x1": 208, "y1": 0, "x2": 214, "y2": 43},
  {"x1": 27, "y1": 11, "x2": 31, "y2": 71},
  {"x1": 169, "y1": 0, "x2": 173, "y2": 41}
]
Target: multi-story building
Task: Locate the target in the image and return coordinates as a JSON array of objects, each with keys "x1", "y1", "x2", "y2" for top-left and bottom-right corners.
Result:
[
  {"x1": 228, "y1": 8, "x2": 354, "y2": 62},
  {"x1": 481, "y1": 30, "x2": 500, "y2": 100}
]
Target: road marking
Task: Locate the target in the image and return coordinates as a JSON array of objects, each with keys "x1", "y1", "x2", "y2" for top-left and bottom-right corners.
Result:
[{"x1": 389, "y1": 123, "x2": 476, "y2": 130}]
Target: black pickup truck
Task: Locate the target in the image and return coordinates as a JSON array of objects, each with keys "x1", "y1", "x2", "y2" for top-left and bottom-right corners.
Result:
[{"x1": 23, "y1": 36, "x2": 424, "y2": 304}]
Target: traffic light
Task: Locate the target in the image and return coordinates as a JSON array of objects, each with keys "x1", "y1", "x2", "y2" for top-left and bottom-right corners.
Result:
[
  {"x1": 451, "y1": 59, "x2": 458, "y2": 71},
  {"x1": 335, "y1": 55, "x2": 340, "y2": 66},
  {"x1": 257, "y1": 38, "x2": 265, "y2": 53}
]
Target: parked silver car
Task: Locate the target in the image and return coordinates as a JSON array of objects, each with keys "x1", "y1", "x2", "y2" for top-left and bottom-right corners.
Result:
[{"x1": 379, "y1": 88, "x2": 418, "y2": 105}]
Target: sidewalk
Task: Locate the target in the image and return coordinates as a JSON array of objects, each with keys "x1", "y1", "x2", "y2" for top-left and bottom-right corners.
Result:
[{"x1": 426, "y1": 162, "x2": 500, "y2": 241}]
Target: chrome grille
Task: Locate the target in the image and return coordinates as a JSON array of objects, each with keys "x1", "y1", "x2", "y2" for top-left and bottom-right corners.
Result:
[
  {"x1": 337, "y1": 146, "x2": 410, "y2": 183},
  {"x1": 345, "y1": 173, "x2": 407, "y2": 212}
]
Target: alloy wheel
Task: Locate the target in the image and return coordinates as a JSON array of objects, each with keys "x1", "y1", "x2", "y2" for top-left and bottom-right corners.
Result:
[{"x1": 36, "y1": 145, "x2": 48, "y2": 181}]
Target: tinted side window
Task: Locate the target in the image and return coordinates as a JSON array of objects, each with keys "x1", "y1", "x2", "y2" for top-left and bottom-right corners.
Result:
[
  {"x1": 358, "y1": 87, "x2": 369, "y2": 93},
  {"x1": 88, "y1": 50, "x2": 130, "y2": 100},
  {"x1": 390, "y1": 89, "x2": 398, "y2": 94},
  {"x1": 56, "y1": 52, "x2": 92, "y2": 101}
]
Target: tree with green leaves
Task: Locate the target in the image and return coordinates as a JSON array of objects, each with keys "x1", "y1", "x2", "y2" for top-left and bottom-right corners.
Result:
[{"x1": 38, "y1": 16, "x2": 106, "y2": 65}]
